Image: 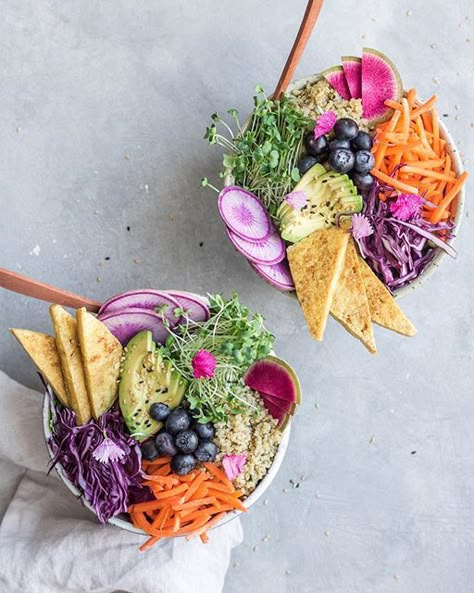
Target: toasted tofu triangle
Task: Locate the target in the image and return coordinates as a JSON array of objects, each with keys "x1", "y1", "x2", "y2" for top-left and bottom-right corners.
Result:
[
  {"x1": 359, "y1": 258, "x2": 417, "y2": 337},
  {"x1": 76, "y1": 307, "x2": 122, "y2": 419},
  {"x1": 287, "y1": 227, "x2": 349, "y2": 341},
  {"x1": 50, "y1": 305, "x2": 91, "y2": 425},
  {"x1": 10, "y1": 328, "x2": 69, "y2": 406},
  {"x1": 331, "y1": 240, "x2": 376, "y2": 354}
]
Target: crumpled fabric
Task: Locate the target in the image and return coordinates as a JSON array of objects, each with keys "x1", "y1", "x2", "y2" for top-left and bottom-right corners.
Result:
[{"x1": 0, "y1": 371, "x2": 243, "y2": 593}]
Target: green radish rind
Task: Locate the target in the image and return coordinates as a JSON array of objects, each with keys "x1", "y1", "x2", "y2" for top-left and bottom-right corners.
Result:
[{"x1": 361, "y1": 47, "x2": 403, "y2": 127}]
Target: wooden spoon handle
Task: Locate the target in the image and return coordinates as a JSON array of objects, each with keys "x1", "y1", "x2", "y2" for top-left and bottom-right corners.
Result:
[
  {"x1": 0, "y1": 268, "x2": 101, "y2": 312},
  {"x1": 272, "y1": 0, "x2": 324, "y2": 100}
]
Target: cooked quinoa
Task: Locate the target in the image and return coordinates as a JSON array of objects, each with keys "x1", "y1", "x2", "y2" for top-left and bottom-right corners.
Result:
[
  {"x1": 291, "y1": 78, "x2": 368, "y2": 131},
  {"x1": 215, "y1": 388, "x2": 281, "y2": 496}
]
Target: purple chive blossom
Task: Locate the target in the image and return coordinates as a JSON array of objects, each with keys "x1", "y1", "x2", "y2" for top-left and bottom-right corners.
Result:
[
  {"x1": 284, "y1": 190, "x2": 307, "y2": 211},
  {"x1": 313, "y1": 110, "x2": 337, "y2": 139},
  {"x1": 192, "y1": 350, "x2": 217, "y2": 379},
  {"x1": 351, "y1": 213, "x2": 374, "y2": 240},
  {"x1": 222, "y1": 454, "x2": 247, "y2": 481},
  {"x1": 92, "y1": 437, "x2": 126, "y2": 464},
  {"x1": 390, "y1": 193, "x2": 424, "y2": 221}
]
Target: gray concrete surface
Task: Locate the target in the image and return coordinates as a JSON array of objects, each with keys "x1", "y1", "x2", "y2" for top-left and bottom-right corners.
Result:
[{"x1": 1, "y1": 1, "x2": 473, "y2": 591}]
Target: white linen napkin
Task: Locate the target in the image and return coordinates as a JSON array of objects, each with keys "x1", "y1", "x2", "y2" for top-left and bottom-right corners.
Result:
[{"x1": 0, "y1": 371, "x2": 243, "y2": 593}]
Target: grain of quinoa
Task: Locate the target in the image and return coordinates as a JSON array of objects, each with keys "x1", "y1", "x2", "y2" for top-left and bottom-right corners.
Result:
[
  {"x1": 215, "y1": 388, "x2": 281, "y2": 496},
  {"x1": 291, "y1": 78, "x2": 368, "y2": 131}
]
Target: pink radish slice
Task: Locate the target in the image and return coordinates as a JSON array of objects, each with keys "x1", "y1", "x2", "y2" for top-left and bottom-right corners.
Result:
[
  {"x1": 165, "y1": 291, "x2": 210, "y2": 323},
  {"x1": 261, "y1": 396, "x2": 288, "y2": 424},
  {"x1": 249, "y1": 259, "x2": 295, "y2": 292},
  {"x1": 98, "y1": 307, "x2": 169, "y2": 345},
  {"x1": 244, "y1": 359, "x2": 297, "y2": 404},
  {"x1": 218, "y1": 186, "x2": 271, "y2": 243},
  {"x1": 98, "y1": 290, "x2": 181, "y2": 326},
  {"x1": 226, "y1": 226, "x2": 285, "y2": 265},
  {"x1": 321, "y1": 66, "x2": 352, "y2": 101},
  {"x1": 341, "y1": 56, "x2": 362, "y2": 99}
]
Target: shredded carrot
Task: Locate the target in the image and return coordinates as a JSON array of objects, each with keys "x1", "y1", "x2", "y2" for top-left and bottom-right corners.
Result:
[
  {"x1": 431, "y1": 171, "x2": 468, "y2": 223},
  {"x1": 372, "y1": 169, "x2": 418, "y2": 194},
  {"x1": 129, "y1": 457, "x2": 247, "y2": 551},
  {"x1": 203, "y1": 463, "x2": 236, "y2": 491},
  {"x1": 370, "y1": 90, "x2": 467, "y2": 222}
]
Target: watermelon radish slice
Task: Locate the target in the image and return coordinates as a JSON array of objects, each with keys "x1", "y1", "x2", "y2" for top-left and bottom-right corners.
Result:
[
  {"x1": 260, "y1": 395, "x2": 290, "y2": 425},
  {"x1": 245, "y1": 356, "x2": 301, "y2": 428},
  {"x1": 165, "y1": 290, "x2": 210, "y2": 323},
  {"x1": 227, "y1": 226, "x2": 285, "y2": 266},
  {"x1": 99, "y1": 290, "x2": 181, "y2": 326},
  {"x1": 261, "y1": 392, "x2": 296, "y2": 415},
  {"x1": 341, "y1": 56, "x2": 362, "y2": 99},
  {"x1": 98, "y1": 307, "x2": 169, "y2": 345},
  {"x1": 244, "y1": 356, "x2": 301, "y2": 404},
  {"x1": 322, "y1": 66, "x2": 351, "y2": 100},
  {"x1": 250, "y1": 259, "x2": 295, "y2": 292},
  {"x1": 218, "y1": 186, "x2": 271, "y2": 243},
  {"x1": 361, "y1": 48, "x2": 402, "y2": 126}
]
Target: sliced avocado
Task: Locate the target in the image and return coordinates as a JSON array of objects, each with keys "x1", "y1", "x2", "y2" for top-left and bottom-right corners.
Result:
[
  {"x1": 278, "y1": 164, "x2": 363, "y2": 243},
  {"x1": 119, "y1": 330, "x2": 188, "y2": 441}
]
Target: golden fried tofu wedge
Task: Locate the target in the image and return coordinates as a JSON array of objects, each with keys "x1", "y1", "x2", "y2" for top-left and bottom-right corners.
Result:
[
  {"x1": 76, "y1": 308, "x2": 122, "y2": 419},
  {"x1": 287, "y1": 227, "x2": 349, "y2": 341},
  {"x1": 359, "y1": 258, "x2": 417, "y2": 337},
  {"x1": 331, "y1": 240, "x2": 376, "y2": 354},
  {"x1": 50, "y1": 305, "x2": 91, "y2": 425},
  {"x1": 9, "y1": 328, "x2": 69, "y2": 406}
]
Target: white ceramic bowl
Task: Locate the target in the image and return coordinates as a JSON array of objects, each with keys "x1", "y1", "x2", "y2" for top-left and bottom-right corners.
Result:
[
  {"x1": 224, "y1": 74, "x2": 466, "y2": 298},
  {"x1": 42, "y1": 290, "x2": 293, "y2": 536}
]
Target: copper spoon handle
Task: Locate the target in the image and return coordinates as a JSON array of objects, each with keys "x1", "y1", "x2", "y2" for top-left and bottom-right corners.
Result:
[
  {"x1": 0, "y1": 267, "x2": 101, "y2": 312},
  {"x1": 272, "y1": 0, "x2": 324, "y2": 100}
]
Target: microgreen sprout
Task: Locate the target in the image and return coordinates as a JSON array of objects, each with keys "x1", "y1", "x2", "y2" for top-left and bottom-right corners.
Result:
[
  {"x1": 162, "y1": 294, "x2": 274, "y2": 423},
  {"x1": 204, "y1": 87, "x2": 312, "y2": 218}
]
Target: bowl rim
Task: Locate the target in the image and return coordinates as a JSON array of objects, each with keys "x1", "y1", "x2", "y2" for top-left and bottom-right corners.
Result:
[
  {"x1": 42, "y1": 290, "x2": 293, "y2": 536},
  {"x1": 224, "y1": 73, "x2": 466, "y2": 299}
]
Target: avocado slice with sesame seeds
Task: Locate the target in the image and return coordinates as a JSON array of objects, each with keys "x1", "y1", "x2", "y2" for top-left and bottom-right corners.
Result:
[
  {"x1": 277, "y1": 164, "x2": 363, "y2": 244},
  {"x1": 118, "y1": 330, "x2": 188, "y2": 441}
]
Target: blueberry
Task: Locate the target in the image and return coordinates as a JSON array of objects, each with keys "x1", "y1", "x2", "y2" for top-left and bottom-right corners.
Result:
[
  {"x1": 354, "y1": 150, "x2": 375, "y2": 175},
  {"x1": 175, "y1": 429, "x2": 199, "y2": 454},
  {"x1": 155, "y1": 431, "x2": 178, "y2": 456},
  {"x1": 171, "y1": 454, "x2": 197, "y2": 476},
  {"x1": 334, "y1": 118, "x2": 359, "y2": 141},
  {"x1": 351, "y1": 131, "x2": 373, "y2": 151},
  {"x1": 165, "y1": 408, "x2": 191, "y2": 435},
  {"x1": 328, "y1": 149, "x2": 355, "y2": 174},
  {"x1": 141, "y1": 439, "x2": 159, "y2": 461},
  {"x1": 353, "y1": 172, "x2": 375, "y2": 191},
  {"x1": 304, "y1": 132, "x2": 328, "y2": 156},
  {"x1": 193, "y1": 422, "x2": 215, "y2": 440},
  {"x1": 297, "y1": 155, "x2": 318, "y2": 175},
  {"x1": 194, "y1": 440, "x2": 218, "y2": 462},
  {"x1": 149, "y1": 402, "x2": 171, "y2": 422},
  {"x1": 329, "y1": 138, "x2": 351, "y2": 152}
]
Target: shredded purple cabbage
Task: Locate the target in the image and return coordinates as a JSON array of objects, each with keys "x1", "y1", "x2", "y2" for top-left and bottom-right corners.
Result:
[
  {"x1": 356, "y1": 182, "x2": 455, "y2": 292},
  {"x1": 48, "y1": 395, "x2": 144, "y2": 524}
]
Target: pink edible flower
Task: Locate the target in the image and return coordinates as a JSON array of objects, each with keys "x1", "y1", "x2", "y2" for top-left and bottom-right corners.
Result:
[
  {"x1": 390, "y1": 193, "x2": 423, "y2": 221},
  {"x1": 284, "y1": 190, "x2": 307, "y2": 211},
  {"x1": 92, "y1": 437, "x2": 126, "y2": 464},
  {"x1": 222, "y1": 454, "x2": 247, "y2": 481},
  {"x1": 313, "y1": 110, "x2": 337, "y2": 139},
  {"x1": 192, "y1": 350, "x2": 217, "y2": 379},
  {"x1": 351, "y1": 213, "x2": 374, "y2": 241}
]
